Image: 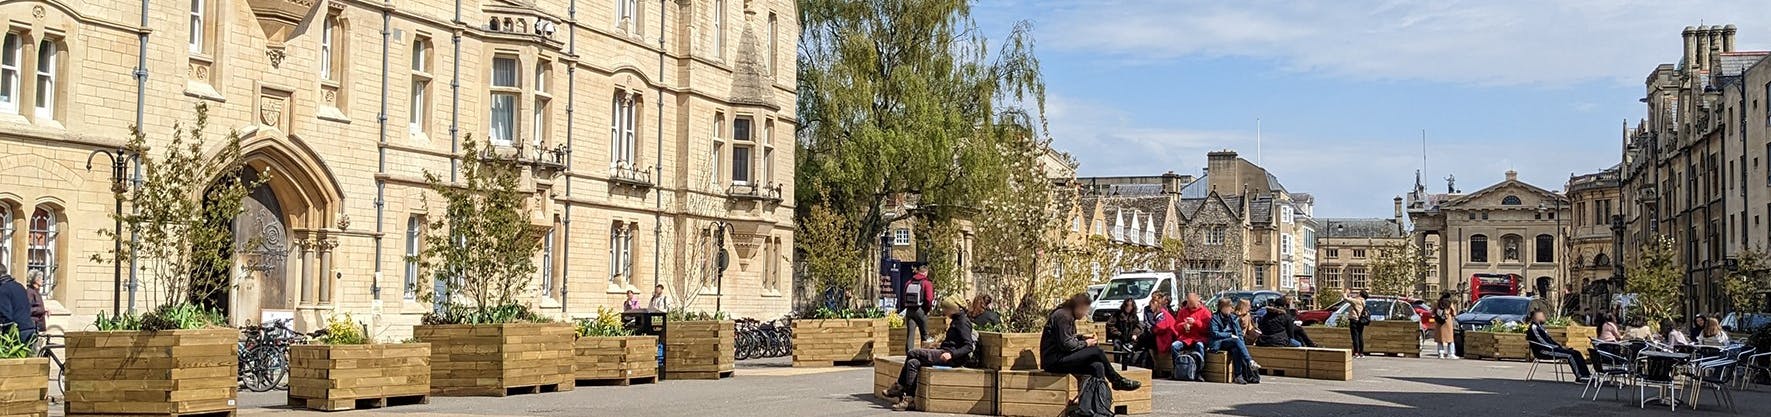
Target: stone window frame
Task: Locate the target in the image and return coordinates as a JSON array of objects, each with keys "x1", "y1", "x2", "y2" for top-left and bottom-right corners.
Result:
[
  {"x1": 317, "y1": 8, "x2": 350, "y2": 121},
  {"x1": 0, "y1": 30, "x2": 22, "y2": 115},
  {"x1": 539, "y1": 219, "x2": 556, "y2": 297},
  {"x1": 1351, "y1": 248, "x2": 1366, "y2": 259},
  {"x1": 1534, "y1": 234, "x2": 1554, "y2": 263},
  {"x1": 767, "y1": 12, "x2": 778, "y2": 76},
  {"x1": 488, "y1": 53, "x2": 523, "y2": 147},
  {"x1": 731, "y1": 115, "x2": 755, "y2": 185},
  {"x1": 610, "y1": 89, "x2": 641, "y2": 166},
  {"x1": 31, "y1": 36, "x2": 59, "y2": 121},
  {"x1": 26, "y1": 204, "x2": 62, "y2": 299},
  {"x1": 0, "y1": 201, "x2": 13, "y2": 278},
  {"x1": 892, "y1": 228, "x2": 910, "y2": 246},
  {"x1": 609, "y1": 221, "x2": 637, "y2": 293},
  {"x1": 1470, "y1": 234, "x2": 1489, "y2": 263},
  {"x1": 403, "y1": 215, "x2": 424, "y2": 300},
  {"x1": 531, "y1": 59, "x2": 553, "y2": 148},
  {"x1": 409, "y1": 33, "x2": 434, "y2": 138},
  {"x1": 713, "y1": 0, "x2": 727, "y2": 61}
]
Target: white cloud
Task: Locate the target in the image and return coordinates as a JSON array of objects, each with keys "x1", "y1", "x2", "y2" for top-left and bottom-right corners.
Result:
[{"x1": 1023, "y1": 0, "x2": 1771, "y2": 86}]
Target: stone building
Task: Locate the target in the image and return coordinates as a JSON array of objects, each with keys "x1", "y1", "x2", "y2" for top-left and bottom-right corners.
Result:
[
  {"x1": 1408, "y1": 170, "x2": 1571, "y2": 304},
  {"x1": 1565, "y1": 167, "x2": 1623, "y2": 316},
  {"x1": 1314, "y1": 202, "x2": 1408, "y2": 296},
  {"x1": 0, "y1": 0, "x2": 799, "y2": 336},
  {"x1": 1620, "y1": 24, "x2": 1768, "y2": 314},
  {"x1": 1177, "y1": 150, "x2": 1313, "y2": 293}
]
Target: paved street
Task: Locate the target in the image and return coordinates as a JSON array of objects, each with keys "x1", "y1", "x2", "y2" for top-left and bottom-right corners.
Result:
[{"x1": 118, "y1": 353, "x2": 1764, "y2": 417}]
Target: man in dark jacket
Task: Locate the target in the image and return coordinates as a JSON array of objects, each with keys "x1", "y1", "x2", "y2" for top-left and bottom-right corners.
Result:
[
  {"x1": 884, "y1": 299, "x2": 976, "y2": 411},
  {"x1": 1256, "y1": 296, "x2": 1314, "y2": 347},
  {"x1": 1042, "y1": 294, "x2": 1141, "y2": 391},
  {"x1": 1525, "y1": 309, "x2": 1590, "y2": 382},
  {"x1": 0, "y1": 263, "x2": 36, "y2": 342}
]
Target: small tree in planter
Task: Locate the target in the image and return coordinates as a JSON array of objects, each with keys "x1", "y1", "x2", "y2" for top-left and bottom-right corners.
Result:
[
  {"x1": 288, "y1": 314, "x2": 431, "y2": 410},
  {"x1": 71, "y1": 103, "x2": 255, "y2": 417},
  {"x1": 411, "y1": 139, "x2": 573, "y2": 396},
  {"x1": 0, "y1": 327, "x2": 49, "y2": 416},
  {"x1": 573, "y1": 307, "x2": 659, "y2": 385}
]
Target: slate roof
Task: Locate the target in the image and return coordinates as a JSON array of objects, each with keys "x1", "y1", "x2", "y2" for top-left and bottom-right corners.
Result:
[
  {"x1": 1717, "y1": 52, "x2": 1769, "y2": 78},
  {"x1": 1319, "y1": 218, "x2": 1404, "y2": 239},
  {"x1": 1248, "y1": 196, "x2": 1273, "y2": 224}
]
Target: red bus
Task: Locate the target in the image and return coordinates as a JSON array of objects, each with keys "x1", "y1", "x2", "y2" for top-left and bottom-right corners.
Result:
[{"x1": 1469, "y1": 273, "x2": 1522, "y2": 304}]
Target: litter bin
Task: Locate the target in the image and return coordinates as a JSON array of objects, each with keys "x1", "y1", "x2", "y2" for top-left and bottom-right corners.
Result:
[
  {"x1": 1453, "y1": 329, "x2": 1466, "y2": 358},
  {"x1": 623, "y1": 310, "x2": 668, "y2": 371}
]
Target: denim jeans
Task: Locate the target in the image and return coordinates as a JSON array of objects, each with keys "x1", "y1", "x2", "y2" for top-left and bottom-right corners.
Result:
[{"x1": 1210, "y1": 337, "x2": 1253, "y2": 380}]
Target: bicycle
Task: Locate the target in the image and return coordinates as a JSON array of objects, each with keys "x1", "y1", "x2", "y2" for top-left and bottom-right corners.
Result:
[
  {"x1": 34, "y1": 333, "x2": 66, "y2": 398},
  {"x1": 238, "y1": 319, "x2": 311, "y2": 392}
]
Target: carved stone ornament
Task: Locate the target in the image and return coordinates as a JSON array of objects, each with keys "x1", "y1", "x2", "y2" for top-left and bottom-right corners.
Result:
[
  {"x1": 336, "y1": 213, "x2": 351, "y2": 231},
  {"x1": 246, "y1": 0, "x2": 319, "y2": 48},
  {"x1": 266, "y1": 48, "x2": 287, "y2": 68},
  {"x1": 260, "y1": 95, "x2": 285, "y2": 127}
]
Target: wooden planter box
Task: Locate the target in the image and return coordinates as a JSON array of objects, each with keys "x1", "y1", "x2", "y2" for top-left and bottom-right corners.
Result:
[
  {"x1": 287, "y1": 343, "x2": 432, "y2": 411},
  {"x1": 0, "y1": 358, "x2": 49, "y2": 417},
  {"x1": 664, "y1": 320, "x2": 735, "y2": 380},
  {"x1": 1201, "y1": 351, "x2": 1233, "y2": 383},
  {"x1": 872, "y1": 356, "x2": 906, "y2": 401},
  {"x1": 1365, "y1": 320, "x2": 1422, "y2": 357},
  {"x1": 791, "y1": 318, "x2": 888, "y2": 367},
  {"x1": 887, "y1": 315, "x2": 949, "y2": 356},
  {"x1": 414, "y1": 322, "x2": 575, "y2": 397},
  {"x1": 1306, "y1": 348, "x2": 1354, "y2": 381},
  {"x1": 1549, "y1": 325, "x2": 1596, "y2": 354},
  {"x1": 64, "y1": 328, "x2": 238, "y2": 416},
  {"x1": 574, "y1": 335, "x2": 659, "y2": 385},
  {"x1": 1312, "y1": 327, "x2": 1353, "y2": 350},
  {"x1": 977, "y1": 332, "x2": 1041, "y2": 370},
  {"x1": 915, "y1": 365, "x2": 996, "y2": 415},
  {"x1": 997, "y1": 367, "x2": 1151, "y2": 416},
  {"x1": 1463, "y1": 331, "x2": 1530, "y2": 361}
]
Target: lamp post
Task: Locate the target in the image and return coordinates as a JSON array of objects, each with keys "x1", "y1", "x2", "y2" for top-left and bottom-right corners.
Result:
[{"x1": 86, "y1": 147, "x2": 139, "y2": 316}]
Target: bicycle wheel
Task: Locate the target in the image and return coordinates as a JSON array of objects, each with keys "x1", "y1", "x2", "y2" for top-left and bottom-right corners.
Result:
[
  {"x1": 241, "y1": 347, "x2": 279, "y2": 392},
  {"x1": 268, "y1": 346, "x2": 291, "y2": 391}
]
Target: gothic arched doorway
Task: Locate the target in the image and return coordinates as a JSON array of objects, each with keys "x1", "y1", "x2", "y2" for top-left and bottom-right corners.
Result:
[{"x1": 233, "y1": 169, "x2": 291, "y2": 324}]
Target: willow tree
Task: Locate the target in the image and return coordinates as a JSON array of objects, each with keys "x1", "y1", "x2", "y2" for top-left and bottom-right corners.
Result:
[{"x1": 797, "y1": 0, "x2": 1046, "y2": 300}]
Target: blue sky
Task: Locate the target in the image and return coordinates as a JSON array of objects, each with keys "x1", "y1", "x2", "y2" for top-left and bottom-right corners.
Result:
[{"x1": 971, "y1": 0, "x2": 1770, "y2": 218}]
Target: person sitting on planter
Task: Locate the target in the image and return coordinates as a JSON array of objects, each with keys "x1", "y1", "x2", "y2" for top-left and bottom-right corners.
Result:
[
  {"x1": 884, "y1": 298, "x2": 976, "y2": 411},
  {"x1": 1235, "y1": 299, "x2": 1260, "y2": 341},
  {"x1": 1042, "y1": 293, "x2": 1142, "y2": 393},
  {"x1": 1256, "y1": 297, "x2": 1312, "y2": 348},
  {"x1": 1173, "y1": 293, "x2": 1212, "y2": 364},
  {"x1": 968, "y1": 295, "x2": 1001, "y2": 330},
  {"x1": 1209, "y1": 298, "x2": 1261, "y2": 384},
  {"x1": 1525, "y1": 309, "x2": 1591, "y2": 383},
  {"x1": 1106, "y1": 298, "x2": 1141, "y2": 349}
]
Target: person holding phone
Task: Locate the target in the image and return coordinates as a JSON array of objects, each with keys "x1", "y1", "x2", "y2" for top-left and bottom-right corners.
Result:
[{"x1": 1041, "y1": 293, "x2": 1142, "y2": 392}]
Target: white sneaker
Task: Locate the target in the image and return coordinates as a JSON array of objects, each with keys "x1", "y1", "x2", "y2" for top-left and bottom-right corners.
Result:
[{"x1": 1448, "y1": 355, "x2": 1461, "y2": 360}]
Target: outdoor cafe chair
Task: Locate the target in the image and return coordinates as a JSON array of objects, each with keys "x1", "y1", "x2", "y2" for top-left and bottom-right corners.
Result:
[
  {"x1": 1585, "y1": 348, "x2": 1635, "y2": 402},
  {"x1": 1740, "y1": 351, "x2": 1771, "y2": 390},
  {"x1": 1527, "y1": 339, "x2": 1571, "y2": 382},
  {"x1": 1636, "y1": 351, "x2": 1685, "y2": 411},
  {"x1": 1687, "y1": 358, "x2": 1739, "y2": 412}
]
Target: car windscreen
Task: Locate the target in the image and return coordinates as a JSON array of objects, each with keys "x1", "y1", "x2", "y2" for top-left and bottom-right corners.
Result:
[
  {"x1": 1467, "y1": 298, "x2": 1530, "y2": 315},
  {"x1": 1099, "y1": 278, "x2": 1157, "y2": 301},
  {"x1": 1365, "y1": 300, "x2": 1396, "y2": 318}
]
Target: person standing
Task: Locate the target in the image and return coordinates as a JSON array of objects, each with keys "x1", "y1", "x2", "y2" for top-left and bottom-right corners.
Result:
[
  {"x1": 649, "y1": 284, "x2": 673, "y2": 311},
  {"x1": 1347, "y1": 290, "x2": 1370, "y2": 358},
  {"x1": 0, "y1": 263, "x2": 35, "y2": 343},
  {"x1": 884, "y1": 299, "x2": 975, "y2": 411},
  {"x1": 900, "y1": 265, "x2": 936, "y2": 352},
  {"x1": 1433, "y1": 297, "x2": 1459, "y2": 359},
  {"x1": 26, "y1": 271, "x2": 46, "y2": 336},
  {"x1": 623, "y1": 290, "x2": 643, "y2": 311}
]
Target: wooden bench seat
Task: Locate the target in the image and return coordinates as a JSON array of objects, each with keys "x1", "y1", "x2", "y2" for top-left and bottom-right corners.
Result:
[
  {"x1": 998, "y1": 367, "x2": 1152, "y2": 417},
  {"x1": 1200, "y1": 346, "x2": 1353, "y2": 382}
]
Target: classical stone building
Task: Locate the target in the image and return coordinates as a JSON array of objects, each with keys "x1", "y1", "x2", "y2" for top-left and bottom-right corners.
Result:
[
  {"x1": 0, "y1": 0, "x2": 799, "y2": 336},
  {"x1": 1314, "y1": 202, "x2": 1408, "y2": 296},
  {"x1": 1565, "y1": 167, "x2": 1623, "y2": 316},
  {"x1": 1408, "y1": 170, "x2": 1571, "y2": 303},
  {"x1": 1620, "y1": 24, "x2": 1768, "y2": 314}
]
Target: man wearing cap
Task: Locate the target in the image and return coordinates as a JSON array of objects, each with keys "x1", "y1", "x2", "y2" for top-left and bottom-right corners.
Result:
[{"x1": 883, "y1": 298, "x2": 974, "y2": 411}]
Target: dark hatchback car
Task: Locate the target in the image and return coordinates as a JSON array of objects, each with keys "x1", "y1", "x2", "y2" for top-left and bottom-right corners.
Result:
[{"x1": 1456, "y1": 296, "x2": 1533, "y2": 330}]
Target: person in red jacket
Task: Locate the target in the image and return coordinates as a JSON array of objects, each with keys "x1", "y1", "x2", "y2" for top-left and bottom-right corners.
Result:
[
  {"x1": 900, "y1": 265, "x2": 937, "y2": 353},
  {"x1": 1175, "y1": 293, "x2": 1212, "y2": 360}
]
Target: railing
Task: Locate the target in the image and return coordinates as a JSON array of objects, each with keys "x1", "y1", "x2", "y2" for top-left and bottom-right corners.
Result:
[
  {"x1": 609, "y1": 161, "x2": 653, "y2": 187},
  {"x1": 727, "y1": 182, "x2": 783, "y2": 202}
]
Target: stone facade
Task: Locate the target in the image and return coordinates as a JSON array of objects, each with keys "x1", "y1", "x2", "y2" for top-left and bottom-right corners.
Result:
[
  {"x1": 1620, "y1": 24, "x2": 1767, "y2": 314},
  {"x1": 1565, "y1": 167, "x2": 1622, "y2": 317},
  {"x1": 0, "y1": 0, "x2": 798, "y2": 337},
  {"x1": 1314, "y1": 204, "x2": 1408, "y2": 295},
  {"x1": 1408, "y1": 170, "x2": 1570, "y2": 305}
]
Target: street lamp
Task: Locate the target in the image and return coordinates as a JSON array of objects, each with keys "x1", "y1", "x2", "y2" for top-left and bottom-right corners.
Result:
[{"x1": 86, "y1": 147, "x2": 139, "y2": 316}]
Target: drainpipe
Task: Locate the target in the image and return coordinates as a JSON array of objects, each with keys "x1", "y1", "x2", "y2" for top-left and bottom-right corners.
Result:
[
  {"x1": 449, "y1": 0, "x2": 462, "y2": 182},
  {"x1": 373, "y1": 3, "x2": 391, "y2": 302},
  {"x1": 653, "y1": 0, "x2": 665, "y2": 294},
  {"x1": 561, "y1": 0, "x2": 578, "y2": 316},
  {"x1": 128, "y1": 0, "x2": 150, "y2": 313}
]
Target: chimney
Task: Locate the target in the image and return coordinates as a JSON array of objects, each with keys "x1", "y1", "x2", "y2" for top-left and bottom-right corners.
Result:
[
  {"x1": 1684, "y1": 26, "x2": 1699, "y2": 72},
  {"x1": 1505, "y1": 169, "x2": 1518, "y2": 182},
  {"x1": 1393, "y1": 196, "x2": 1404, "y2": 222},
  {"x1": 1723, "y1": 24, "x2": 1737, "y2": 52},
  {"x1": 1696, "y1": 26, "x2": 1713, "y2": 72}
]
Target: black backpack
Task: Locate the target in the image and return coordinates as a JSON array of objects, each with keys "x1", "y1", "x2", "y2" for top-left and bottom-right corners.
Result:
[
  {"x1": 1069, "y1": 375, "x2": 1113, "y2": 417},
  {"x1": 1172, "y1": 351, "x2": 1202, "y2": 381}
]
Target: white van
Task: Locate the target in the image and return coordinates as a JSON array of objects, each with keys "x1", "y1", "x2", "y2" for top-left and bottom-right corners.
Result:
[{"x1": 1088, "y1": 271, "x2": 1179, "y2": 322}]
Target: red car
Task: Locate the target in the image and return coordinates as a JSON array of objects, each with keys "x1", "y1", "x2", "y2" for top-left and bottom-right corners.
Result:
[{"x1": 1297, "y1": 300, "x2": 1345, "y2": 325}]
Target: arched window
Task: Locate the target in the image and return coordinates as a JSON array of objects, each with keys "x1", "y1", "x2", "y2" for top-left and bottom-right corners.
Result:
[
  {"x1": 1502, "y1": 195, "x2": 1522, "y2": 205},
  {"x1": 27, "y1": 207, "x2": 58, "y2": 296},
  {"x1": 1535, "y1": 234, "x2": 1554, "y2": 263},
  {"x1": 1594, "y1": 253, "x2": 1610, "y2": 266},
  {"x1": 1469, "y1": 234, "x2": 1488, "y2": 263}
]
